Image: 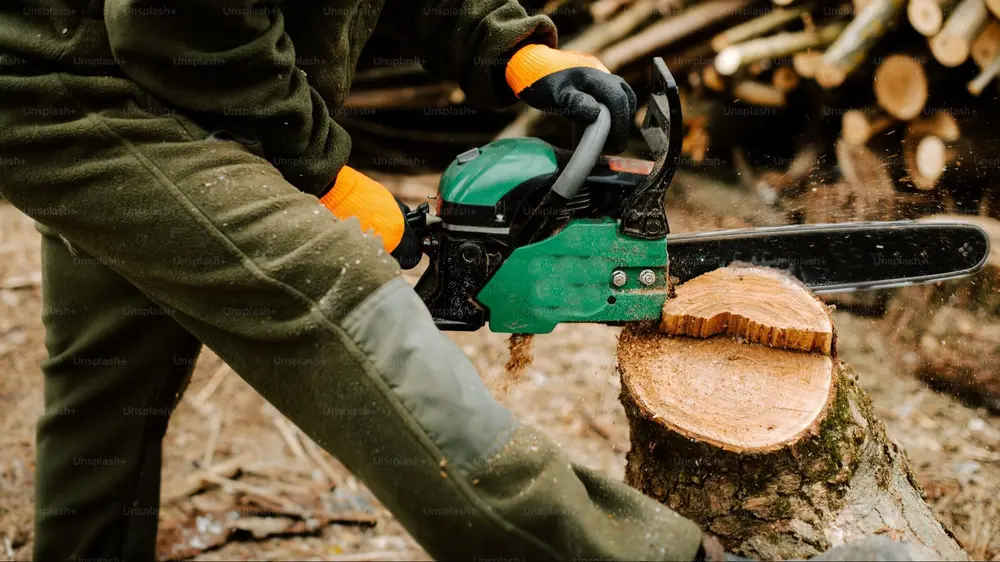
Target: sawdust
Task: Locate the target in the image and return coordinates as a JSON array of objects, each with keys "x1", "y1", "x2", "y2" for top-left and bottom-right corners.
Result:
[{"x1": 495, "y1": 333, "x2": 534, "y2": 396}]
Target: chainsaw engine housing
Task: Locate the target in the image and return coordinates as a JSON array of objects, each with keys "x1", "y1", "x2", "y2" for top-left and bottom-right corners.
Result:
[{"x1": 414, "y1": 57, "x2": 683, "y2": 334}]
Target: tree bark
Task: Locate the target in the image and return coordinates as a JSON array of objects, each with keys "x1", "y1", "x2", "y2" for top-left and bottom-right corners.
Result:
[
  {"x1": 884, "y1": 214, "x2": 1000, "y2": 413},
  {"x1": 618, "y1": 265, "x2": 968, "y2": 560}
]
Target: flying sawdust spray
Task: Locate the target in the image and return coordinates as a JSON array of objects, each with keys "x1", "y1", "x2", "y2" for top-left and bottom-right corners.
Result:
[{"x1": 496, "y1": 333, "x2": 534, "y2": 396}]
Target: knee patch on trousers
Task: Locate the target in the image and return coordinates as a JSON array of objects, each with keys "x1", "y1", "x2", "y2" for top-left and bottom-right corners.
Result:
[{"x1": 341, "y1": 277, "x2": 518, "y2": 475}]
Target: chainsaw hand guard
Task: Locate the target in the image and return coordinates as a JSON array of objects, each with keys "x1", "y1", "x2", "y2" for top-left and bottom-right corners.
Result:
[{"x1": 620, "y1": 56, "x2": 683, "y2": 240}]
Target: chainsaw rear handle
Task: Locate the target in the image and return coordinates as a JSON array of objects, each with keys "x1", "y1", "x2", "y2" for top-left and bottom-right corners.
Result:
[{"x1": 550, "y1": 104, "x2": 611, "y2": 200}]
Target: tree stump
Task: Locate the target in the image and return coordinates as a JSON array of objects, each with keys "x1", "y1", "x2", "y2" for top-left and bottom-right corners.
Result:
[
  {"x1": 617, "y1": 266, "x2": 967, "y2": 560},
  {"x1": 885, "y1": 214, "x2": 1000, "y2": 412}
]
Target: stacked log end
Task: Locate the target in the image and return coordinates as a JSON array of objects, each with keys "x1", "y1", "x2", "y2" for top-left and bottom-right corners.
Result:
[
  {"x1": 638, "y1": 0, "x2": 999, "y2": 215},
  {"x1": 929, "y1": 0, "x2": 988, "y2": 67}
]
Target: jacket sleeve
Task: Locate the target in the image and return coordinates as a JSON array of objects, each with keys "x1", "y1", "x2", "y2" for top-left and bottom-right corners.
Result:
[
  {"x1": 104, "y1": 0, "x2": 348, "y2": 197},
  {"x1": 378, "y1": 0, "x2": 558, "y2": 107}
]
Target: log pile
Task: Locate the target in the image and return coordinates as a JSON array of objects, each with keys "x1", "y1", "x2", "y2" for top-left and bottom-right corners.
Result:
[
  {"x1": 674, "y1": 0, "x2": 1000, "y2": 221},
  {"x1": 347, "y1": 0, "x2": 1000, "y2": 220},
  {"x1": 617, "y1": 265, "x2": 967, "y2": 559}
]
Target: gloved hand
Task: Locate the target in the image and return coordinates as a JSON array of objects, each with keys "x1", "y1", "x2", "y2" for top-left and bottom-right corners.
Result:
[
  {"x1": 319, "y1": 166, "x2": 422, "y2": 269},
  {"x1": 505, "y1": 44, "x2": 637, "y2": 153}
]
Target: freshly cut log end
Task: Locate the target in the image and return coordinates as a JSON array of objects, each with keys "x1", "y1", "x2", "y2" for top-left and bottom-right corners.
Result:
[
  {"x1": 841, "y1": 109, "x2": 893, "y2": 146},
  {"x1": 619, "y1": 328, "x2": 836, "y2": 453},
  {"x1": 930, "y1": 0, "x2": 989, "y2": 67},
  {"x1": 972, "y1": 20, "x2": 1000, "y2": 67},
  {"x1": 915, "y1": 135, "x2": 947, "y2": 180},
  {"x1": 646, "y1": 266, "x2": 837, "y2": 453},
  {"x1": 931, "y1": 32, "x2": 974, "y2": 66},
  {"x1": 715, "y1": 47, "x2": 743, "y2": 76},
  {"x1": 815, "y1": 64, "x2": 849, "y2": 88},
  {"x1": 619, "y1": 265, "x2": 968, "y2": 560},
  {"x1": 908, "y1": 0, "x2": 952, "y2": 36},
  {"x1": 901, "y1": 115, "x2": 956, "y2": 191},
  {"x1": 873, "y1": 54, "x2": 929, "y2": 120},
  {"x1": 660, "y1": 266, "x2": 834, "y2": 355},
  {"x1": 842, "y1": 111, "x2": 872, "y2": 145},
  {"x1": 793, "y1": 51, "x2": 823, "y2": 78}
]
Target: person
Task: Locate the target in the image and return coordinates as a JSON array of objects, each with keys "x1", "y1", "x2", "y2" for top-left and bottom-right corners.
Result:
[{"x1": 0, "y1": 1, "x2": 918, "y2": 560}]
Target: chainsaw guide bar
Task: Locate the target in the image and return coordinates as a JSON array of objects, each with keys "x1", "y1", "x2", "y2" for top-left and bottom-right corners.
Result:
[{"x1": 667, "y1": 221, "x2": 991, "y2": 294}]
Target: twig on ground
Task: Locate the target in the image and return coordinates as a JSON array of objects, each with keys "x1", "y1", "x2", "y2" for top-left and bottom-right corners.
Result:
[
  {"x1": 201, "y1": 409, "x2": 224, "y2": 468},
  {"x1": 193, "y1": 364, "x2": 232, "y2": 406}
]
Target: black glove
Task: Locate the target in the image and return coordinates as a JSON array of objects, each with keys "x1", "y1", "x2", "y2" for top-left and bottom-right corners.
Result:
[
  {"x1": 505, "y1": 44, "x2": 637, "y2": 153},
  {"x1": 391, "y1": 198, "x2": 423, "y2": 270}
]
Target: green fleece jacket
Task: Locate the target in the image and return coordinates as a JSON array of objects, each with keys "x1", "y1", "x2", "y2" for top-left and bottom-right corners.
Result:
[{"x1": 0, "y1": 0, "x2": 557, "y2": 196}]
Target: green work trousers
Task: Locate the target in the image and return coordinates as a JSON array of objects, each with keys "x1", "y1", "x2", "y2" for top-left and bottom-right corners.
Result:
[{"x1": 0, "y1": 71, "x2": 703, "y2": 561}]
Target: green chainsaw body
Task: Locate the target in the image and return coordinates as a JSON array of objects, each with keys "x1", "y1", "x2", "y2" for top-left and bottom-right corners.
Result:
[
  {"x1": 440, "y1": 139, "x2": 667, "y2": 332},
  {"x1": 422, "y1": 140, "x2": 671, "y2": 334},
  {"x1": 477, "y1": 217, "x2": 668, "y2": 333},
  {"x1": 412, "y1": 58, "x2": 683, "y2": 334},
  {"x1": 439, "y1": 137, "x2": 558, "y2": 207}
]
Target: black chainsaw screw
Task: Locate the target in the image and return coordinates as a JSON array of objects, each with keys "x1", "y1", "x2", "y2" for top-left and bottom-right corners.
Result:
[{"x1": 459, "y1": 242, "x2": 483, "y2": 264}]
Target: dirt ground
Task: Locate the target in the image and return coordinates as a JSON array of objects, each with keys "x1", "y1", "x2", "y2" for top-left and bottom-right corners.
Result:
[{"x1": 1, "y1": 173, "x2": 998, "y2": 561}]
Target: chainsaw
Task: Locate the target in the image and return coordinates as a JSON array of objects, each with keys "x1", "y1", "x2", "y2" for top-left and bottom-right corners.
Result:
[{"x1": 404, "y1": 57, "x2": 990, "y2": 334}]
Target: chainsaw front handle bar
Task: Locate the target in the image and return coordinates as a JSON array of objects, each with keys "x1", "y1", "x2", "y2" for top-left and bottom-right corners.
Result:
[{"x1": 550, "y1": 104, "x2": 611, "y2": 201}]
